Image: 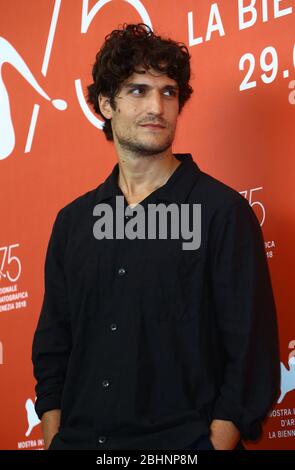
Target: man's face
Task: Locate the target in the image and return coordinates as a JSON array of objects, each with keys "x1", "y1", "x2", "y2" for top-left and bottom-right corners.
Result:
[{"x1": 103, "y1": 67, "x2": 180, "y2": 156}]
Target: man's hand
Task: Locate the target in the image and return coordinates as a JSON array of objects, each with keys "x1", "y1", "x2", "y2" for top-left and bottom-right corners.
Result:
[
  {"x1": 209, "y1": 419, "x2": 241, "y2": 450},
  {"x1": 41, "y1": 409, "x2": 61, "y2": 450}
]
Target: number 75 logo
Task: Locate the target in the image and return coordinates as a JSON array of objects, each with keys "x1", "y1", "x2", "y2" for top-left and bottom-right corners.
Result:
[
  {"x1": 0, "y1": 244, "x2": 21, "y2": 282},
  {"x1": 239, "y1": 186, "x2": 266, "y2": 226}
]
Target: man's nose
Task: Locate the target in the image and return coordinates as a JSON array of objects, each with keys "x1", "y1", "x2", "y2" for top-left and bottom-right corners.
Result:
[{"x1": 147, "y1": 91, "x2": 164, "y2": 115}]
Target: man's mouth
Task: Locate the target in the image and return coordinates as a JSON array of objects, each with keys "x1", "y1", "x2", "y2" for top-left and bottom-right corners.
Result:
[{"x1": 140, "y1": 124, "x2": 165, "y2": 129}]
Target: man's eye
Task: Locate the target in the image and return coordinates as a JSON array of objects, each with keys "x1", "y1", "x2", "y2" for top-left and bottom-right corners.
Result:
[
  {"x1": 164, "y1": 89, "x2": 177, "y2": 97},
  {"x1": 129, "y1": 88, "x2": 177, "y2": 97},
  {"x1": 131, "y1": 88, "x2": 144, "y2": 95}
]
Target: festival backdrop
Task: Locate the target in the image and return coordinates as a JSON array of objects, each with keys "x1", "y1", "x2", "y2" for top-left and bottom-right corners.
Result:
[{"x1": 0, "y1": 0, "x2": 294, "y2": 450}]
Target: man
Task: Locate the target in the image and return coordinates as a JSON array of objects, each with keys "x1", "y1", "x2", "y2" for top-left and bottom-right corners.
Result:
[{"x1": 32, "y1": 23, "x2": 280, "y2": 450}]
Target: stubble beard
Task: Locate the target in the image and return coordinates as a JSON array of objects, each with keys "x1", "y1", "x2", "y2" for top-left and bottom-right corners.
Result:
[{"x1": 114, "y1": 127, "x2": 174, "y2": 158}]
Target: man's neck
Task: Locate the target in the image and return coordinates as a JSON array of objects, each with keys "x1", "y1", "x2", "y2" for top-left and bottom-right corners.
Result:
[{"x1": 116, "y1": 148, "x2": 180, "y2": 200}]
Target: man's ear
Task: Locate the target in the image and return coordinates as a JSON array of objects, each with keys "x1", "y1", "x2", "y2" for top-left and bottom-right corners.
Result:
[{"x1": 98, "y1": 93, "x2": 113, "y2": 120}]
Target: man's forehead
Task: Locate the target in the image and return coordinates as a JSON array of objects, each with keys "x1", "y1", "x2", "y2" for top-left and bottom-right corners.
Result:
[{"x1": 124, "y1": 67, "x2": 177, "y2": 86}]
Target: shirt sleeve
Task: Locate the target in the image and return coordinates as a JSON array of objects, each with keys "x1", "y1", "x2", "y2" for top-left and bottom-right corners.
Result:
[
  {"x1": 210, "y1": 197, "x2": 281, "y2": 441},
  {"x1": 31, "y1": 208, "x2": 72, "y2": 420}
]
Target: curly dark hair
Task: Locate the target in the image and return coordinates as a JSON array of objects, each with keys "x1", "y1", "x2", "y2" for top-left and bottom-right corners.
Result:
[{"x1": 86, "y1": 23, "x2": 193, "y2": 141}]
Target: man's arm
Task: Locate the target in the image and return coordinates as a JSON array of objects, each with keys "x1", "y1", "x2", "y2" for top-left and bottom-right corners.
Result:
[
  {"x1": 32, "y1": 209, "x2": 72, "y2": 424},
  {"x1": 209, "y1": 197, "x2": 281, "y2": 445},
  {"x1": 42, "y1": 409, "x2": 61, "y2": 450}
]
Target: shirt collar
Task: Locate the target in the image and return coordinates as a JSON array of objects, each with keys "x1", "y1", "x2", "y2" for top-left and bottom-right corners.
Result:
[{"x1": 95, "y1": 153, "x2": 201, "y2": 205}]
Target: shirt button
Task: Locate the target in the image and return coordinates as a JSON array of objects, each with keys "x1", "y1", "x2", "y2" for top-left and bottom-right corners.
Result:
[
  {"x1": 118, "y1": 267, "x2": 127, "y2": 276},
  {"x1": 98, "y1": 436, "x2": 107, "y2": 444},
  {"x1": 110, "y1": 323, "x2": 117, "y2": 331},
  {"x1": 102, "y1": 379, "x2": 110, "y2": 388}
]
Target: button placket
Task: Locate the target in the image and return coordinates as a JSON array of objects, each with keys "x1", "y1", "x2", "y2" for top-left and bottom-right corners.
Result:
[{"x1": 95, "y1": 199, "x2": 144, "y2": 448}]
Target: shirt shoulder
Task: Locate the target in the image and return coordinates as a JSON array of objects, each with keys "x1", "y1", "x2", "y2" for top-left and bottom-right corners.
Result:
[
  {"x1": 190, "y1": 170, "x2": 245, "y2": 211},
  {"x1": 188, "y1": 170, "x2": 261, "y2": 234},
  {"x1": 56, "y1": 183, "x2": 103, "y2": 224}
]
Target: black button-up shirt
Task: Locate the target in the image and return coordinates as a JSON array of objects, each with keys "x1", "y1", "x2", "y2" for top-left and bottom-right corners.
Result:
[{"x1": 31, "y1": 153, "x2": 280, "y2": 450}]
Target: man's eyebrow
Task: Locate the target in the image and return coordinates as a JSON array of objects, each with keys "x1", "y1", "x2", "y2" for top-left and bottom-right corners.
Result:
[{"x1": 123, "y1": 83, "x2": 179, "y2": 91}]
